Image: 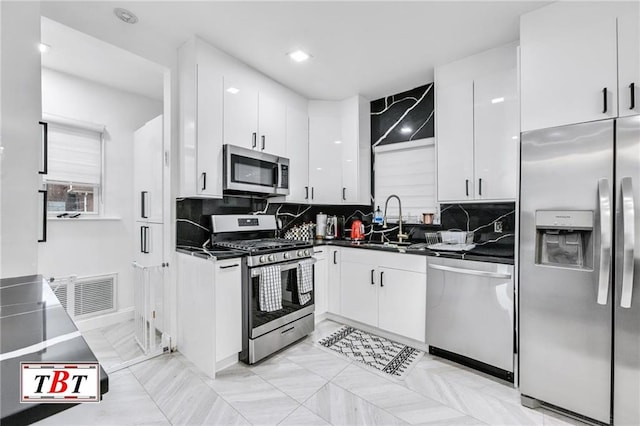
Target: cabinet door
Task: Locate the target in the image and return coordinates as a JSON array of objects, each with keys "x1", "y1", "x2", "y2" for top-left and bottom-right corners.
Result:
[
  {"x1": 340, "y1": 262, "x2": 378, "y2": 326},
  {"x1": 215, "y1": 258, "x2": 242, "y2": 363},
  {"x1": 378, "y1": 267, "x2": 426, "y2": 343},
  {"x1": 473, "y1": 68, "x2": 519, "y2": 200},
  {"x1": 618, "y1": 1, "x2": 640, "y2": 118},
  {"x1": 308, "y1": 114, "x2": 342, "y2": 204},
  {"x1": 177, "y1": 253, "x2": 216, "y2": 378},
  {"x1": 313, "y1": 249, "x2": 328, "y2": 317},
  {"x1": 520, "y1": 2, "x2": 618, "y2": 131},
  {"x1": 285, "y1": 106, "x2": 310, "y2": 203},
  {"x1": 134, "y1": 115, "x2": 164, "y2": 222},
  {"x1": 223, "y1": 76, "x2": 259, "y2": 150},
  {"x1": 258, "y1": 93, "x2": 286, "y2": 156},
  {"x1": 196, "y1": 51, "x2": 224, "y2": 197},
  {"x1": 340, "y1": 95, "x2": 369, "y2": 204},
  {"x1": 135, "y1": 222, "x2": 163, "y2": 267},
  {"x1": 328, "y1": 248, "x2": 341, "y2": 314},
  {"x1": 436, "y1": 81, "x2": 474, "y2": 202}
]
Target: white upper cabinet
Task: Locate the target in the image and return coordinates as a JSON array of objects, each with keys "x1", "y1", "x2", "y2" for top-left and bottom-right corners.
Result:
[
  {"x1": 436, "y1": 81, "x2": 474, "y2": 201},
  {"x1": 308, "y1": 96, "x2": 371, "y2": 205},
  {"x1": 258, "y1": 92, "x2": 287, "y2": 156},
  {"x1": 223, "y1": 76, "x2": 259, "y2": 150},
  {"x1": 179, "y1": 37, "x2": 224, "y2": 198},
  {"x1": 520, "y1": 2, "x2": 639, "y2": 131},
  {"x1": 134, "y1": 115, "x2": 164, "y2": 223},
  {"x1": 617, "y1": 1, "x2": 640, "y2": 118},
  {"x1": 285, "y1": 105, "x2": 310, "y2": 203},
  {"x1": 473, "y1": 68, "x2": 519, "y2": 200},
  {"x1": 436, "y1": 43, "x2": 518, "y2": 202}
]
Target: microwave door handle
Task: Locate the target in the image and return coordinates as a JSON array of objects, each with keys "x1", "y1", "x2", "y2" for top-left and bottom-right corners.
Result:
[
  {"x1": 621, "y1": 177, "x2": 635, "y2": 308},
  {"x1": 273, "y1": 165, "x2": 280, "y2": 190}
]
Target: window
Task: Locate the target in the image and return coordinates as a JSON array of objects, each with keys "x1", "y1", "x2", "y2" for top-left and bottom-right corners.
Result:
[
  {"x1": 374, "y1": 138, "x2": 436, "y2": 222},
  {"x1": 44, "y1": 121, "x2": 103, "y2": 215}
]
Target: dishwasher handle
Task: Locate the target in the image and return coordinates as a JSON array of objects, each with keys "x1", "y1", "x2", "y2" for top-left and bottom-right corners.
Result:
[{"x1": 428, "y1": 263, "x2": 512, "y2": 279}]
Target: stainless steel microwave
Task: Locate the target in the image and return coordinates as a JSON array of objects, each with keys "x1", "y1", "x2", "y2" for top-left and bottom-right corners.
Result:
[{"x1": 223, "y1": 144, "x2": 289, "y2": 196}]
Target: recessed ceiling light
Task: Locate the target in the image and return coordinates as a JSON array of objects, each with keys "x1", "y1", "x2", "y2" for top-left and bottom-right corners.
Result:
[
  {"x1": 491, "y1": 97, "x2": 505, "y2": 104},
  {"x1": 400, "y1": 126, "x2": 412, "y2": 134},
  {"x1": 226, "y1": 87, "x2": 240, "y2": 94},
  {"x1": 334, "y1": 140, "x2": 342, "y2": 144},
  {"x1": 316, "y1": 167, "x2": 322, "y2": 171},
  {"x1": 114, "y1": 8, "x2": 138, "y2": 24},
  {"x1": 38, "y1": 43, "x2": 51, "y2": 53},
  {"x1": 512, "y1": 136, "x2": 519, "y2": 140},
  {"x1": 288, "y1": 50, "x2": 310, "y2": 62}
]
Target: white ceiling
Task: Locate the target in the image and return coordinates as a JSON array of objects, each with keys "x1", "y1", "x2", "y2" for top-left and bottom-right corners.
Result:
[
  {"x1": 40, "y1": 1, "x2": 549, "y2": 102},
  {"x1": 41, "y1": 17, "x2": 165, "y2": 101}
]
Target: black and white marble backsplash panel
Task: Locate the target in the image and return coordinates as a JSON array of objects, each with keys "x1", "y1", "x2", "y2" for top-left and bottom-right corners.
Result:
[
  {"x1": 371, "y1": 83, "x2": 434, "y2": 147},
  {"x1": 440, "y1": 203, "x2": 516, "y2": 256}
]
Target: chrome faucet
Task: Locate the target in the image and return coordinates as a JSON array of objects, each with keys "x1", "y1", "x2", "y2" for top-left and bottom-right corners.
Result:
[{"x1": 383, "y1": 194, "x2": 409, "y2": 243}]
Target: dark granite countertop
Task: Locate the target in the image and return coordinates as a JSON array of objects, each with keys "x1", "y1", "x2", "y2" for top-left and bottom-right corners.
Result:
[
  {"x1": 313, "y1": 239, "x2": 514, "y2": 265},
  {"x1": 1, "y1": 275, "x2": 108, "y2": 426}
]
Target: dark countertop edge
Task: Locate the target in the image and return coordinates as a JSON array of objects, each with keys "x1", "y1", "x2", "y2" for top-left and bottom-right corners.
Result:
[
  {"x1": 313, "y1": 240, "x2": 515, "y2": 265},
  {"x1": 175, "y1": 248, "x2": 244, "y2": 261}
]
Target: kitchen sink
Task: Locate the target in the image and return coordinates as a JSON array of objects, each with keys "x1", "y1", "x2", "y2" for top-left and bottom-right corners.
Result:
[{"x1": 352, "y1": 241, "x2": 412, "y2": 250}]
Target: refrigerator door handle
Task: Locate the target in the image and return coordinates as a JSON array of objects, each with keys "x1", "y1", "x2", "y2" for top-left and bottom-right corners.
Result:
[
  {"x1": 597, "y1": 178, "x2": 612, "y2": 305},
  {"x1": 621, "y1": 177, "x2": 635, "y2": 308}
]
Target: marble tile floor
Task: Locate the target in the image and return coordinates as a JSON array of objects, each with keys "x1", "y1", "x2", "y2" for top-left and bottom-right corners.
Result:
[{"x1": 36, "y1": 319, "x2": 588, "y2": 426}]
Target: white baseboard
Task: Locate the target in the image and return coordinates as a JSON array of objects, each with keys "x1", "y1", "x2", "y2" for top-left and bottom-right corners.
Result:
[
  {"x1": 75, "y1": 307, "x2": 135, "y2": 332},
  {"x1": 215, "y1": 354, "x2": 239, "y2": 374}
]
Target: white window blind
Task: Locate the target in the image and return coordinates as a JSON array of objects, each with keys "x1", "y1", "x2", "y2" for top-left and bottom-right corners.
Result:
[
  {"x1": 46, "y1": 123, "x2": 102, "y2": 185},
  {"x1": 374, "y1": 138, "x2": 436, "y2": 222}
]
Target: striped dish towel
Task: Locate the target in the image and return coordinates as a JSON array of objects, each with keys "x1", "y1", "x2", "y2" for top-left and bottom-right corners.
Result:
[
  {"x1": 259, "y1": 265, "x2": 282, "y2": 312},
  {"x1": 297, "y1": 259, "x2": 314, "y2": 305}
]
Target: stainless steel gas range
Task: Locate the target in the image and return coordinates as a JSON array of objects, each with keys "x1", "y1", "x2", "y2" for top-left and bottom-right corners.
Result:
[{"x1": 210, "y1": 215, "x2": 315, "y2": 364}]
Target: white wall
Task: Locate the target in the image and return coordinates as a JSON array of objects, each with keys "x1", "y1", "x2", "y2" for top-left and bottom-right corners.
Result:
[
  {"x1": 0, "y1": 2, "x2": 42, "y2": 277},
  {"x1": 39, "y1": 68, "x2": 162, "y2": 314}
]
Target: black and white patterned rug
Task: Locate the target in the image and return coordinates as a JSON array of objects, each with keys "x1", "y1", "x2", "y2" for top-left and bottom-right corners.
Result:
[{"x1": 319, "y1": 326, "x2": 424, "y2": 379}]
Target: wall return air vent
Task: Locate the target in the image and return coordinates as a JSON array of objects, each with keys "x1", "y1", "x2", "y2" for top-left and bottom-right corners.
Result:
[{"x1": 48, "y1": 273, "x2": 117, "y2": 319}]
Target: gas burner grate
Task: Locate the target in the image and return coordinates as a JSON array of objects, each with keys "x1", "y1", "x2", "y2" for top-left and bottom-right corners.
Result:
[{"x1": 214, "y1": 238, "x2": 310, "y2": 253}]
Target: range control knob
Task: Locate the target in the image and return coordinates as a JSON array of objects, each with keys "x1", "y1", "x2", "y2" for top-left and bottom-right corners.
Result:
[
  {"x1": 297, "y1": 250, "x2": 304, "y2": 257},
  {"x1": 259, "y1": 255, "x2": 268, "y2": 263},
  {"x1": 283, "y1": 252, "x2": 291, "y2": 259},
  {"x1": 304, "y1": 249, "x2": 310, "y2": 256},
  {"x1": 268, "y1": 254, "x2": 276, "y2": 262}
]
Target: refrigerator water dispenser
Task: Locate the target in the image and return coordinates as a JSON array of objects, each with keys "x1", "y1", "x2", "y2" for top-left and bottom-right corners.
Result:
[{"x1": 535, "y1": 210, "x2": 594, "y2": 269}]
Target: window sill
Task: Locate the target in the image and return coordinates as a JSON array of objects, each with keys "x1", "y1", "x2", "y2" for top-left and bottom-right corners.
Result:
[{"x1": 47, "y1": 216, "x2": 122, "y2": 222}]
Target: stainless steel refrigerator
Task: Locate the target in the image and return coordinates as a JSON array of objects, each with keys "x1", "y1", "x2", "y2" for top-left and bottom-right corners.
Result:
[{"x1": 519, "y1": 115, "x2": 640, "y2": 425}]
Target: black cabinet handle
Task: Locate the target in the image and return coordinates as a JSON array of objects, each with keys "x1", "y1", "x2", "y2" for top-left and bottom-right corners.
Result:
[
  {"x1": 380, "y1": 271, "x2": 384, "y2": 287},
  {"x1": 465, "y1": 179, "x2": 469, "y2": 197},
  {"x1": 478, "y1": 178, "x2": 482, "y2": 196},
  {"x1": 39, "y1": 121, "x2": 48, "y2": 175},
  {"x1": 140, "y1": 226, "x2": 145, "y2": 253},
  {"x1": 144, "y1": 226, "x2": 150, "y2": 253},
  {"x1": 219, "y1": 264, "x2": 240, "y2": 269},
  {"x1": 261, "y1": 135, "x2": 265, "y2": 150},
  {"x1": 371, "y1": 269, "x2": 375, "y2": 285},
  {"x1": 602, "y1": 87, "x2": 608, "y2": 113},
  {"x1": 252, "y1": 132, "x2": 257, "y2": 148},
  {"x1": 38, "y1": 190, "x2": 47, "y2": 242},
  {"x1": 141, "y1": 191, "x2": 148, "y2": 219},
  {"x1": 630, "y1": 83, "x2": 636, "y2": 110},
  {"x1": 342, "y1": 187, "x2": 346, "y2": 201},
  {"x1": 333, "y1": 251, "x2": 337, "y2": 264},
  {"x1": 305, "y1": 186, "x2": 309, "y2": 200},
  {"x1": 201, "y1": 172, "x2": 207, "y2": 191},
  {"x1": 311, "y1": 187, "x2": 314, "y2": 200}
]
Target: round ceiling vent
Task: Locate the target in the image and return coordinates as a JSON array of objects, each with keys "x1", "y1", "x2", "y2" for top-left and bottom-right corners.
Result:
[{"x1": 114, "y1": 8, "x2": 138, "y2": 24}]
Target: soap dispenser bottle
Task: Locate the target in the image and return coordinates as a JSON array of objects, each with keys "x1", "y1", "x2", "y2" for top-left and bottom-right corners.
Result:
[{"x1": 373, "y1": 206, "x2": 383, "y2": 225}]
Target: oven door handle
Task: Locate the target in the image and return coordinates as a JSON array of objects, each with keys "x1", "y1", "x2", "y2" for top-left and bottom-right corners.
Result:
[{"x1": 250, "y1": 257, "x2": 316, "y2": 277}]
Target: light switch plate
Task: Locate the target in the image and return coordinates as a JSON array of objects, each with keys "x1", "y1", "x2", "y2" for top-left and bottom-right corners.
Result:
[{"x1": 494, "y1": 221, "x2": 503, "y2": 233}]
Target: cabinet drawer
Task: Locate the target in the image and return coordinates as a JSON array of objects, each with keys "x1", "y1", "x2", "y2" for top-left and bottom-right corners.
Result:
[{"x1": 341, "y1": 248, "x2": 426, "y2": 273}]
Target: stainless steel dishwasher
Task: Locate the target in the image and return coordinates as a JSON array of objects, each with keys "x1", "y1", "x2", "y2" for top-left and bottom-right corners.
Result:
[{"x1": 426, "y1": 257, "x2": 515, "y2": 382}]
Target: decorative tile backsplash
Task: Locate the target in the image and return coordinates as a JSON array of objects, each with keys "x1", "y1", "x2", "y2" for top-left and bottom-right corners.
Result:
[{"x1": 371, "y1": 83, "x2": 434, "y2": 147}]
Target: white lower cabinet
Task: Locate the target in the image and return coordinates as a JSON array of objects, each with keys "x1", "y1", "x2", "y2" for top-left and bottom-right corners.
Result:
[
  {"x1": 338, "y1": 248, "x2": 427, "y2": 343},
  {"x1": 313, "y1": 247, "x2": 328, "y2": 318},
  {"x1": 214, "y1": 258, "x2": 242, "y2": 363},
  {"x1": 378, "y1": 266, "x2": 427, "y2": 342},
  {"x1": 177, "y1": 253, "x2": 242, "y2": 378},
  {"x1": 327, "y1": 247, "x2": 342, "y2": 315}
]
